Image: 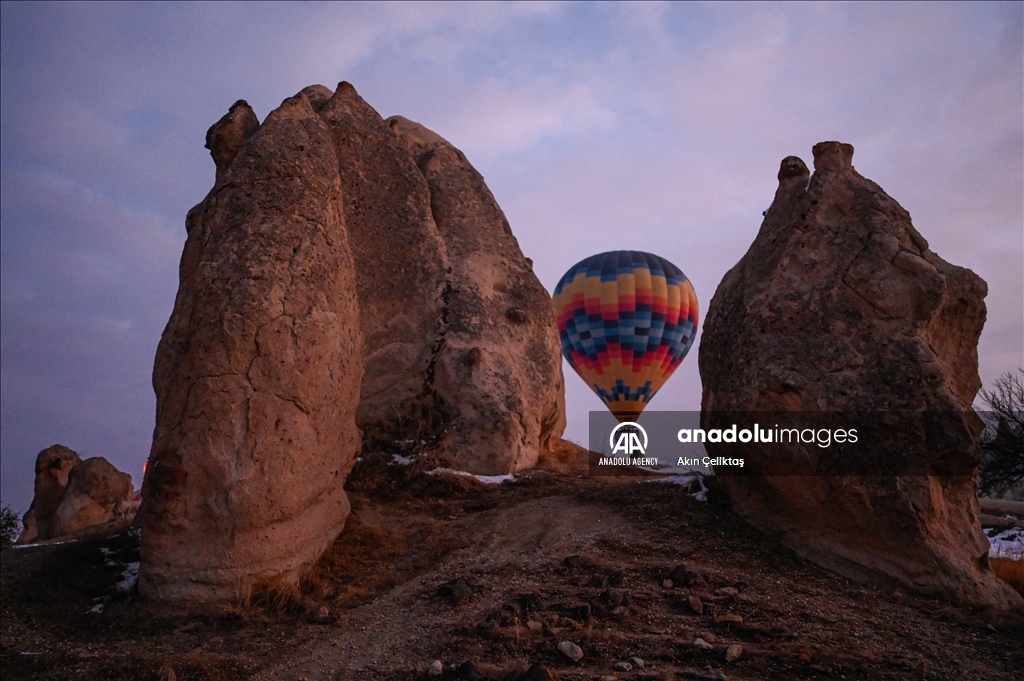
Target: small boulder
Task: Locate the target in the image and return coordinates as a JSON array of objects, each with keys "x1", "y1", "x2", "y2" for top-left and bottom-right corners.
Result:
[
  {"x1": 524, "y1": 664, "x2": 552, "y2": 680},
  {"x1": 567, "y1": 602, "x2": 591, "y2": 622},
  {"x1": 601, "y1": 588, "x2": 623, "y2": 607},
  {"x1": 47, "y1": 457, "x2": 132, "y2": 539},
  {"x1": 557, "y1": 640, "x2": 584, "y2": 662},
  {"x1": 451, "y1": 581, "x2": 473, "y2": 606},
  {"x1": 669, "y1": 564, "x2": 697, "y2": 586},
  {"x1": 698, "y1": 669, "x2": 727, "y2": 681}
]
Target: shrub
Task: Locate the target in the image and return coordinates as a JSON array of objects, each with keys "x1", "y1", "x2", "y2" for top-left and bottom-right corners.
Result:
[
  {"x1": 0, "y1": 503, "x2": 20, "y2": 549},
  {"x1": 978, "y1": 368, "x2": 1024, "y2": 498}
]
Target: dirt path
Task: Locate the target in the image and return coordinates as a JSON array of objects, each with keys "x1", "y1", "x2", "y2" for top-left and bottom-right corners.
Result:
[
  {"x1": 3, "y1": 462, "x2": 1023, "y2": 681},
  {"x1": 256, "y1": 496, "x2": 631, "y2": 680}
]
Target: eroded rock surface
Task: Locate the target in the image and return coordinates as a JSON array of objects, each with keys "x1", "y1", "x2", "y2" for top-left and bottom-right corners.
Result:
[
  {"x1": 387, "y1": 115, "x2": 565, "y2": 474},
  {"x1": 47, "y1": 457, "x2": 133, "y2": 539},
  {"x1": 138, "y1": 93, "x2": 364, "y2": 604},
  {"x1": 17, "y1": 446, "x2": 136, "y2": 544},
  {"x1": 267, "y1": 85, "x2": 565, "y2": 474},
  {"x1": 309, "y1": 85, "x2": 450, "y2": 445},
  {"x1": 17, "y1": 444, "x2": 82, "y2": 544},
  {"x1": 297, "y1": 86, "x2": 566, "y2": 473},
  {"x1": 699, "y1": 142, "x2": 1021, "y2": 608},
  {"x1": 139, "y1": 82, "x2": 566, "y2": 605}
]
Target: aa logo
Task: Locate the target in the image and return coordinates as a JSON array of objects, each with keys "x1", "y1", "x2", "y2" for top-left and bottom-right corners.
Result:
[{"x1": 609, "y1": 422, "x2": 648, "y2": 455}]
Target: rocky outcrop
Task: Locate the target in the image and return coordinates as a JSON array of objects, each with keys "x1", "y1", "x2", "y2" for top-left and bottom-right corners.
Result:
[
  {"x1": 280, "y1": 83, "x2": 564, "y2": 474},
  {"x1": 307, "y1": 85, "x2": 450, "y2": 446},
  {"x1": 17, "y1": 446, "x2": 135, "y2": 544},
  {"x1": 137, "y1": 93, "x2": 365, "y2": 604},
  {"x1": 205, "y1": 100, "x2": 260, "y2": 182},
  {"x1": 47, "y1": 457, "x2": 133, "y2": 539},
  {"x1": 17, "y1": 445, "x2": 81, "y2": 544},
  {"x1": 138, "y1": 82, "x2": 567, "y2": 605},
  {"x1": 387, "y1": 115, "x2": 565, "y2": 474},
  {"x1": 699, "y1": 142, "x2": 1021, "y2": 608}
]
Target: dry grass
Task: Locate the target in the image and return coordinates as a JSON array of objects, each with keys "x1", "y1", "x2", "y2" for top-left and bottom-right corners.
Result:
[
  {"x1": 309, "y1": 513, "x2": 414, "y2": 608},
  {"x1": 241, "y1": 579, "x2": 305, "y2": 617},
  {"x1": 309, "y1": 460, "x2": 482, "y2": 609},
  {"x1": 234, "y1": 512, "x2": 435, "y2": 617},
  {"x1": 232, "y1": 454, "x2": 490, "y2": 620},
  {"x1": 358, "y1": 404, "x2": 453, "y2": 461}
]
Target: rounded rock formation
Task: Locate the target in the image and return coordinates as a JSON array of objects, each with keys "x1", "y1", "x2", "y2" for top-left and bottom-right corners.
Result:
[
  {"x1": 16, "y1": 444, "x2": 82, "y2": 544},
  {"x1": 138, "y1": 91, "x2": 364, "y2": 605},
  {"x1": 387, "y1": 114, "x2": 566, "y2": 474},
  {"x1": 138, "y1": 82, "x2": 569, "y2": 605},
  {"x1": 47, "y1": 457, "x2": 133, "y2": 539},
  {"x1": 289, "y1": 84, "x2": 566, "y2": 474},
  {"x1": 699, "y1": 141, "x2": 1021, "y2": 608}
]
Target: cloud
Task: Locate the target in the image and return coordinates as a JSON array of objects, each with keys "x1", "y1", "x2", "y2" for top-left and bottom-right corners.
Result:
[
  {"x1": 482, "y1": 2, "x2": 1023, "y2": 443},
  {"x1": 435, "y1": 79, "x2": 616, "y2": 158},
  {"x1": 0, "y1": 2, "x2": 1020, "y2": 510}
]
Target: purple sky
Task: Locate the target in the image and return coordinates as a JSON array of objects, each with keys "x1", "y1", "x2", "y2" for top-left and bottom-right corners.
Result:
[{"x1": 2, "y1": 2, "x2": 1021, "y2": 513}]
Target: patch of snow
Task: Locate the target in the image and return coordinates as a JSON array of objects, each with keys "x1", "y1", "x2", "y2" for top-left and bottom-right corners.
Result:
[
  {"x1": 648, "y1": 473, "x2": 709, "y2": 502},
  {"x1": 15, "y1": 530, "x2": 127, "y2": 549},
  {"x1": 100, "y1": 547, "x2": 114, "y2": 556},
  {"x1": 389, "y1": 453, "x2": 417, "y2": 466},
  {"x1": 425, "y1": 468, "x2": 516, "y2": 484},
  {"x1": 652, "y1": 474, "x2": 700, "y2": 486},
  {"x1": 88, "y1": 603, "x2": 104, "y2": 614},
  {"x1": 117, "y1": 562, "x2": 140, "y2": 592},
  {"x1": 13, "y1": 539, "x2": 74, "y2": 549},
  {"x1": 985, "y1": 527, "x2": 1024, "y2": 560}
]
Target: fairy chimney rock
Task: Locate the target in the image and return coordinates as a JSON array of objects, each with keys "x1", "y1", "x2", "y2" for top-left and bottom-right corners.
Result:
[
  {"x1": 139, "y1": 89, "x2": 364, "y2": 605},
  {"x1": 139, "y1": 82, "x2": 567, "y2": 605},
  {"x1": 699, "y1": 141, "x2": 1021, "y2": 609}
]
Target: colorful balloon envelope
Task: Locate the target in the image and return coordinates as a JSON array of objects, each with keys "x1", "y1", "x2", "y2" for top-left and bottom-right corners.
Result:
[{"x1": 552, "y1": 251, "x2": 698, "y2": 422}]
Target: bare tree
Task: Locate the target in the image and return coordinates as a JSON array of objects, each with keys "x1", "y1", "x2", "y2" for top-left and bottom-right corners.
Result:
[
  {"x1": 978, "y1": 368, "x2": 1024, "y2": 497},
  {"x1": 0, "y1": 503, "x2": 19, "y2": 549}
]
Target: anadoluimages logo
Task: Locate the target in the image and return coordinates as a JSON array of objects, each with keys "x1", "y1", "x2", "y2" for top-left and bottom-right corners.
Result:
[{"x1": 609, "y1": 421, "x2": 648, "y2": 455}]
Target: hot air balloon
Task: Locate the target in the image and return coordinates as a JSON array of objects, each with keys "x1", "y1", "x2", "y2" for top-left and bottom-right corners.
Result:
[{"x1": 552, "y1": 251, "x2": 698, "y2": 422}]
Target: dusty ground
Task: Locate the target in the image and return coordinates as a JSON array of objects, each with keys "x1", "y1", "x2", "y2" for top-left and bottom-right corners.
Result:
[{"x1": 2, "y1": 452, "x2": 1022, "y2": 681}]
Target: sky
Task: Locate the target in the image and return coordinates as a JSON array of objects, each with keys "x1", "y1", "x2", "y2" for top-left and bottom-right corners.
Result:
[{"x1": 1, "y1": 2, "x2": 1021, "y2": 514}]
